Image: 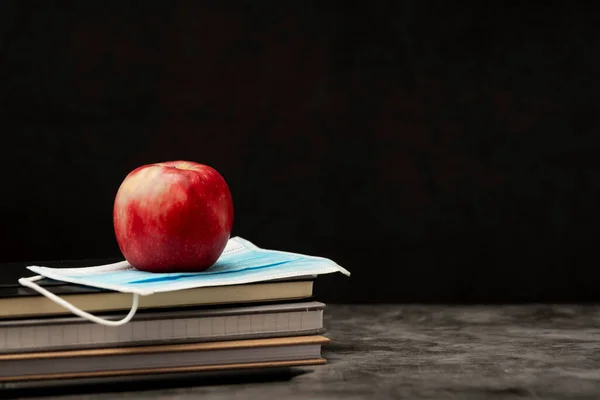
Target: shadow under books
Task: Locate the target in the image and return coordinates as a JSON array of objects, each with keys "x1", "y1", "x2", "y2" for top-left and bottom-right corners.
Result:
[{"x1": 0, "y1": 367, "x2": 313, "y2": 398}]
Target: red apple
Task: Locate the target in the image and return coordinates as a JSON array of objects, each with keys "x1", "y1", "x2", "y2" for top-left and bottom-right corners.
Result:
[{"x1": 113, "y1": 160, "x2": 234, "y2": 272}]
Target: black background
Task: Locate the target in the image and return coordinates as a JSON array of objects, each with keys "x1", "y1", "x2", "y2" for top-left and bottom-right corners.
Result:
[{"x1": 1, "y1": 1, "x2": 599, "y2": 303}]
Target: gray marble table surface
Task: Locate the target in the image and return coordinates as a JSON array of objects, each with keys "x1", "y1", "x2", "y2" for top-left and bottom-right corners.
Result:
[{"x1": 7, "y1": 304, "x2": 600, "y2": 399}]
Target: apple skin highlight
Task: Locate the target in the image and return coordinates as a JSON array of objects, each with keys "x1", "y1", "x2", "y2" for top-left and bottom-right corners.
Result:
[{"x1": 113, "y1": 161, "x2": 234, "y2": 273}]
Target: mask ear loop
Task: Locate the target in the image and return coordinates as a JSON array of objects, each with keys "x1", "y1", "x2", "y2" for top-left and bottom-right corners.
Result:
[{"x1": 18, "y1": 275, "x2": 139, "y2": 327}]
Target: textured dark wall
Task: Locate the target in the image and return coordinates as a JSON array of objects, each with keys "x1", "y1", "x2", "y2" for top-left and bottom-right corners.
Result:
[{"x1": 1, "y1": 2, "x2": 599, "y2": 302}]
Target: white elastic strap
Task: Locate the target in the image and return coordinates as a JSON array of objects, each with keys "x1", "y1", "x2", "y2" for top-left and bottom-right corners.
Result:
[{"x1": 18, "y1": 275, "x2": 139, "y2": 327}]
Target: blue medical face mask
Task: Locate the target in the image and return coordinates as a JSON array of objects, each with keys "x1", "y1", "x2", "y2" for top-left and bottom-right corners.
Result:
[{"x1": 18, "y1": 237, "x2": 350, "y2": 327}]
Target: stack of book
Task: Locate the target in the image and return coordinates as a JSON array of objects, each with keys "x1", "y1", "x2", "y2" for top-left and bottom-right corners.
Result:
[{"x1": 0, "y1": 274, "x2": 330, "y2": 385}]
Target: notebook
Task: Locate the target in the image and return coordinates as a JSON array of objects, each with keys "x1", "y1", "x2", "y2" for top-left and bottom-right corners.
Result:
[
  {"x1": 0, "y1": 301, "x2": 326, "y2": 354},
  {"x1": 0, "y1": 276, "x2": 314, "y2": 319},
  {"x1": 0, "y1": 335, "x2": 330, "y2": 382}
]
